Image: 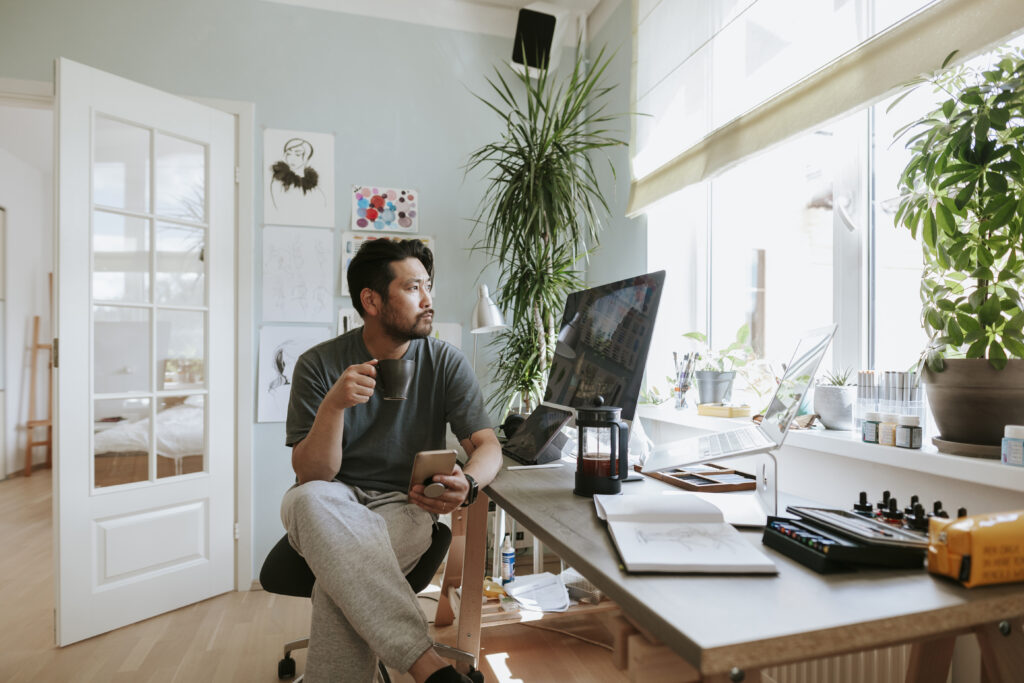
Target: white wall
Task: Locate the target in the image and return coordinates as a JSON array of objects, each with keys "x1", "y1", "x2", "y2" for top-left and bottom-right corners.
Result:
[{"x1": 0, "y1": 137, "x2": 54, "y2": 476}]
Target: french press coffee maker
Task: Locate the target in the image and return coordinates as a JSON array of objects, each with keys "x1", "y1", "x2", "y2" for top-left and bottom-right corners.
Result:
[{"x1": 574, "y1": 396, "x2": 629, "y2": 497}]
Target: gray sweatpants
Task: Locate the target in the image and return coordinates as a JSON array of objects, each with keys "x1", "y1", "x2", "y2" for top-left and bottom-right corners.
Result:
[{"x1": 281, "y1": 480, "x2": 436, "y2": 683}]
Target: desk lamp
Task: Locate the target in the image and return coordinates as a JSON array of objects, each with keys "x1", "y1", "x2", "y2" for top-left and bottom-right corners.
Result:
[{"x1": 470, "y1": 284, "x2": 506, "y2": 372}]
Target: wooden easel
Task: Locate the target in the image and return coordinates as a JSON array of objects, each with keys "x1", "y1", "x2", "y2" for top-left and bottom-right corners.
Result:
[{"x1": 25, "y1": 315, "x2": 52, "y2": 476}]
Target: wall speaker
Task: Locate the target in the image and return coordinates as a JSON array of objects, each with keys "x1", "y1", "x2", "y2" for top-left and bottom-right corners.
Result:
[{"x1": 511, "y1": 2, "x2": 570, "y2": 76}]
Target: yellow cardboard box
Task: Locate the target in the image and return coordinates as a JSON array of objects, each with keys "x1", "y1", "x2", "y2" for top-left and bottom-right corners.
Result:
[{"x1": 927, "y1": 510, "x2": 1024, "y2": 587}]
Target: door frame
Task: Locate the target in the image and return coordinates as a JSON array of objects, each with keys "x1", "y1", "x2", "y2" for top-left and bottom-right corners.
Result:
[{"x1": 0, "y1": 77, "x2": 255, "y2": 590}]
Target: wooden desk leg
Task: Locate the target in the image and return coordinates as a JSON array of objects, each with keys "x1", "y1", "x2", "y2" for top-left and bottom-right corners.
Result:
[
  {"x1": 435, "y1": 509, "x2": 467, "y2": 628},
  {"x1": 904, "y1": 635, "x2": 955, "y2": 683},
  {"x1": 975, "y1": 619, "x2": 1024, "y2": 683},
  {"x1": 454, "y1": 492, "x2": 488, "y2": 673}
]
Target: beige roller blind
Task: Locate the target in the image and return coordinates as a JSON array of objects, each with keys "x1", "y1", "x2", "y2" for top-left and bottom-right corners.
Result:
[{"x1": 628, "y1": 0, "x2": 1024, "y2": 217}]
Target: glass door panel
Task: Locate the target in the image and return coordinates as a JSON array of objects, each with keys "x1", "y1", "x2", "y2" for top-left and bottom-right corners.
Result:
[
  {"x1": 157, "y1": 309, "x2": 205, "y2": 391},
  {"x1": 93, "y1": 115, "x2": 151, "y2": 212},
  {"x1": 155, "y1": 222, "x2": 205, "y2": 306},
  {"x1": 93, "y1": 305, "x2": 151, "y2": 394},
  {"x1": 155, "y1": 133, "x2": 206, "y2": 222},
  {"x1": 93, "y1": 210, "x2": 150, "y2": 303},
  {"x1": 155, "y1": 395, "x2": 205, "y2": 479},
  {"x1": 93, "y1": 397, "x2": 151, "y2": 488}
]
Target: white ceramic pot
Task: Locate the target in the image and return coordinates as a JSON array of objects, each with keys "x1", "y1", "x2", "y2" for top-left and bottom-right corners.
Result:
[{"x1": 813, "y1": 385, "x2": 856, "y2": 430}]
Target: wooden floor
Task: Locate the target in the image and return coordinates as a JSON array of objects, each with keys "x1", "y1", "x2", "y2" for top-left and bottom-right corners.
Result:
[{"x1": 0, "y1": 470, "x2": 629, "y2": 682}]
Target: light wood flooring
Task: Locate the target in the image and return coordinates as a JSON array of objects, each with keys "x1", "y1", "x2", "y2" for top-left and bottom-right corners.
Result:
[{"x1": 0, "y1": 470, "x2": 629, "y2": 682}]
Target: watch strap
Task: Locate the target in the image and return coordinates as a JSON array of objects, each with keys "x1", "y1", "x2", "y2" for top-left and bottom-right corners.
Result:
[{"x1": 461, "y1": 473, "x2": 479, "y2": 507}]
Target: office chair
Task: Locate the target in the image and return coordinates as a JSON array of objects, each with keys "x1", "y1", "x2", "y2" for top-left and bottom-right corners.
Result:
[{"x1": 260, "y1": 522, "x2": 480, "y2": 682}]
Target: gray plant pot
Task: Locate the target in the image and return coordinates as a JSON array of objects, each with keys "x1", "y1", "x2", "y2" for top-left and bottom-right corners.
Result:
[
  {"x1": 695, "y1": 370, "x2": 735, "y2": 404},
  {"x1": 813, "y1": 385, "x2": 856, "y2": 430},
  {"x1": 924, "y1": 358, "x2": 1024, "y2": 451}
]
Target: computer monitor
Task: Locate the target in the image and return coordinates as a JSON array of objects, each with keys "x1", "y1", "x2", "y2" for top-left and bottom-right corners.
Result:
[{"x1": 543, "y1": 271, "x2": 666, "y2": 421}]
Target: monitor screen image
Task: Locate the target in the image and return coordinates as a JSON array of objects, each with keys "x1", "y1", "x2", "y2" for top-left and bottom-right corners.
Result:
[{"x1": 543, "y1": 271, "x2": 666, "y2": 421}]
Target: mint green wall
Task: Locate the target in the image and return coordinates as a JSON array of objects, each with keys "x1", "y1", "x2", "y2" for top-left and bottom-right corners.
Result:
[
  {"x1": 0, "y1": 0, "x2": 640, "y2": 577},
  {"x1": 586, "y1": 0, "x2": 647, "y2": 286}
]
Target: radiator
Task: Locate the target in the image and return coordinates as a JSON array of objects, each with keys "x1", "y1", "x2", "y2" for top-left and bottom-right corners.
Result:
[{"x1": 764, "y1": 644, "x2": 912, "y2": 683}]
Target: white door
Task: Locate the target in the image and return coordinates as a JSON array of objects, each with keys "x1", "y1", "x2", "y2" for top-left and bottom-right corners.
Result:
[{"x1": 54, "y1": 58, "x2": 235, "y2": 645}]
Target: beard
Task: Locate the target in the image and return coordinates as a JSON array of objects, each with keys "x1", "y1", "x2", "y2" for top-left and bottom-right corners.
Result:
[{"x1": 381, "y1": 306, "x2": 433, "y2": 341}]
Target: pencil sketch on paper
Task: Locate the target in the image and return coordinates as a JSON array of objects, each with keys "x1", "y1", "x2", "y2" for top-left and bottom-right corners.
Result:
[
  {"x1": 263, "y1": 226, "x2": 334, "y2": 323},
  {"x1": 257, "y1": 325, "x2": 332, "y2": 423},
  {"x1": 635, "y1": 525, "x2": 748, "y2": 553},
  {"x1": 264, "y1": 128, "x2": 335, "y2": 227}
]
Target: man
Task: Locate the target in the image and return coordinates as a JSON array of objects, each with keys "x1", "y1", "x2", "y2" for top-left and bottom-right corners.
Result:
[{"x1": 282, "y1": 238, "x2": 502, "y2": 683}]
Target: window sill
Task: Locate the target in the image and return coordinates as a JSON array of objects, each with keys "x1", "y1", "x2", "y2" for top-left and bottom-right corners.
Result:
[{"x1": 636, "y1": 403, "x2": 1024, "y2": 493}]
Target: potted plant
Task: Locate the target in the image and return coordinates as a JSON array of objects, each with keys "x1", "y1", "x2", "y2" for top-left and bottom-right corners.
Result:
[
  {"x1": 467, "y1": 46, "x2": 627, "y2": 416},
  {"x1": 813, "y1": 369, "x2": 856, "y2": 431},
  {"x1": 893, "y1": 47, "x2": 1024, "y2": 453},
  {"x1": 683, "y1": 325, "x2": 756, "y2": 404}
]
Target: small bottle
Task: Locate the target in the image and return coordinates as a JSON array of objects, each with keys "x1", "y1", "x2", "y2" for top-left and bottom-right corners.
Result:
[
  {"x1": 895, "y1": 414, "x2": 922, "y2": 449},
  {"x1": 878, "y1": 414, "x2": 898, "y2": 447},
  {"x1": 862, "y1": 411, "x2": 881, "y2": 443},
  {"x1": 1003, "y1": 425, "x2": 1024, "y2": 466},
  {"x1": 500, "y1": 533, "x2": 515, "y2": 585}
]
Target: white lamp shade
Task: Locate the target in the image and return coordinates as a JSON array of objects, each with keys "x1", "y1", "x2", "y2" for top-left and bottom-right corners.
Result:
[{"x1": 471, "y1": 284, "x2": 506, "y2": 334}]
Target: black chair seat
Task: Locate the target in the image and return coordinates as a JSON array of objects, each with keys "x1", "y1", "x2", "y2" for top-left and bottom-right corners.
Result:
[{"x1": 260, "y1": 521, "x2": 452, "y2": 598}]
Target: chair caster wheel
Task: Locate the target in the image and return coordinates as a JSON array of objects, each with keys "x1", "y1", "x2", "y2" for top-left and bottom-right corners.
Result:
[
  {"x1": 468, "y1": 667, "x2": 484, "y2": 683},
  {"x1": 278, "y1": 654, "x2": 296, "y2": 679}
]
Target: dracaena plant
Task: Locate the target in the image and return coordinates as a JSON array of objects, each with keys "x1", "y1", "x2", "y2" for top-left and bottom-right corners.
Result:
[
  {"x1": 893, "y1": 47, "x2": 1024, "y2": 371},
  {"x1": 467, "y1": 45, "x2": 627, "y2": 415}
]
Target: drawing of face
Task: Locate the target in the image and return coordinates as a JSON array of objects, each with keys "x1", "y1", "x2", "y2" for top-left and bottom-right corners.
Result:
[{"x1": 282, "y1": 138, "x2": 313, "y2": 174}]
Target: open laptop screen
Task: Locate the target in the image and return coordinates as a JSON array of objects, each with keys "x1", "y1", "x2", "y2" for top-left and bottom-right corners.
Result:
[{"x1": 759, "y1": 325, "x2": 836, "y2": 446}]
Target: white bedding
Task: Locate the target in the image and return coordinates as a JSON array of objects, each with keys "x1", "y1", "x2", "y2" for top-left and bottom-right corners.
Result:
[{"x1": 94, "y1": 403, "x2": 204, "y2": 459}]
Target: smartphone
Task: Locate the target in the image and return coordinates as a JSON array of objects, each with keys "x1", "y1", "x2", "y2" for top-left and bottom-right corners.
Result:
[{"x1": 408, "y1": 449, "x2": 458, "y2": 498}]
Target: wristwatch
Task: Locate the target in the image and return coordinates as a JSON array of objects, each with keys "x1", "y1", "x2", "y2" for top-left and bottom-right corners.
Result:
[{"x1": 461, "y1": 473, "x2": 479, "y2": 507}]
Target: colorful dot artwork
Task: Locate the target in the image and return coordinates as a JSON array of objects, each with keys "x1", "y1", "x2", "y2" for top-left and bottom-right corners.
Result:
[{"x1": 352, "y1": 185, "x2": 418, "y2": 232}]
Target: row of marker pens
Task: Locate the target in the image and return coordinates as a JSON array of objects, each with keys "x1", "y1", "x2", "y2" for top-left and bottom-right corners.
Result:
[{"x1": 855, "y1": 370, "x2": 924, "y2": 424}]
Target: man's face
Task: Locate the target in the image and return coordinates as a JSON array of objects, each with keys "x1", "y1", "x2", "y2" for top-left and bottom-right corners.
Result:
[{"x1": 378, "y1": 257, "x2": 433, "y2": 340}]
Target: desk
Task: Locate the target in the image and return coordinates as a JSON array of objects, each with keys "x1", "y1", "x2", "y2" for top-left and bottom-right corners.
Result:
[{"x1": 437, "y1": 458, "x2": 1024, "y2": 682}]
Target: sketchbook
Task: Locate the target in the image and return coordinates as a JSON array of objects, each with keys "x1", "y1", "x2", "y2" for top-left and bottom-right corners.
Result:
[{"x1": 594, "y1": 493, "x2": 778, "y2": 574}]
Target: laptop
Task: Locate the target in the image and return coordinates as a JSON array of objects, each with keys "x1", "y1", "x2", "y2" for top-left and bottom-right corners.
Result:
[{"x1": 641, "y1": 324, "x2": 836, "y2": 474}]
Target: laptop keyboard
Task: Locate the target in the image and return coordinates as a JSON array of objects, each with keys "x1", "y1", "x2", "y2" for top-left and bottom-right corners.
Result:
[{"x1": 699, "y1": 427, "x2": 770, "y2": 457}]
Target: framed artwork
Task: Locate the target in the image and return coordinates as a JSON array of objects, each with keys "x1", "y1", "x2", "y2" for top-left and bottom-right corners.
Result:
[
  {"x1": 263, "y1": 226, "x2": 334, "y2": 323},
  {"x1": 351, "y1": 185, "x2": 418, "y2": 233},
  {"x1": 339, "y1": 232, "x2": 434, "y2": 296},
  {"x1": 264, "y1": 128, "x2": 335, "y2": 228},
  {"x1": 257, "y1": 325, "x2": 332, "y2": 423}
]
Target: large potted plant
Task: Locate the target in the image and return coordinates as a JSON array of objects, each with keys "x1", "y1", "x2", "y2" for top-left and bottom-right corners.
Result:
[
  {"x1": 467, "y1": 47, "x2": 626, "y2": 415},
  {"x1": 894, "y1": 47, "x2": 1024, "y2": 454}
]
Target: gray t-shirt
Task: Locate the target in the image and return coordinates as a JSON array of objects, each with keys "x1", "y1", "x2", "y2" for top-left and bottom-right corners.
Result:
[{"x1": 286, "y1": 329, "x2": 492, "y2": 493}]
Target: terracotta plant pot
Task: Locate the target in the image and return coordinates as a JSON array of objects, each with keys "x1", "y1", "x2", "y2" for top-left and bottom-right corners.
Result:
[{"x1": 924, "y1": 358, "x2": 1024, "y2": 448}]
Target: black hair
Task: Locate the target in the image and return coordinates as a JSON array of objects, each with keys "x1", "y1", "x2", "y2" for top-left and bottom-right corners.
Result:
[{"x1": 347, "y1": 239, "x2": 434, "y2": 317}]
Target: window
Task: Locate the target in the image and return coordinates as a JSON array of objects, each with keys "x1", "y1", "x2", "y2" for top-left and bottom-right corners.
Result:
[{"x1": 645, "y1": 36, "x2": 1024, "y2": 400}]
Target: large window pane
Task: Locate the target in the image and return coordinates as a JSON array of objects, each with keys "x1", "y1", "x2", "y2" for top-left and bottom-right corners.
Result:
[
  {"x1": 93, "y1": 210, "x2": 150, "y2": 303},
  {"x1": 94, "y1": 397, "x2": 151, "y2": 488},
  {"x1": 709, "y1": 128, "x2": 836, "y2": 366},
  {"x1": 93, "y1": 115, "x2": 150, "y2": 212}
]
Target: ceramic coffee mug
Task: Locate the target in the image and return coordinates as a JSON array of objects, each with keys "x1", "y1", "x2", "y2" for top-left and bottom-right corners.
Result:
[{"x1": 376, "y1": 359, "x2": 415, "y2": 400}]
